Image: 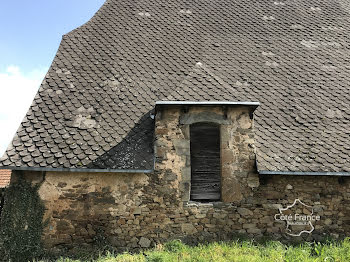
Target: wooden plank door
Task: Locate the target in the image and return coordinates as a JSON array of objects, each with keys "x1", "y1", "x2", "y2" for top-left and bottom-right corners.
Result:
[{"x1": 190, "y1": 122, "x2": 221, "y2": 201}]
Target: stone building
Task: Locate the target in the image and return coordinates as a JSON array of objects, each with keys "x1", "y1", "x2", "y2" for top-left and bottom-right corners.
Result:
[{"x1": 1, "y1": 0, "x2": 350, "y2": 251}]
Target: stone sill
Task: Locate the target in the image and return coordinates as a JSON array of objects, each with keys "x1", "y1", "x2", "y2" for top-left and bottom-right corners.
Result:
[{"x1": 184, "y1": 201, "x2": 235, "y2": 209}]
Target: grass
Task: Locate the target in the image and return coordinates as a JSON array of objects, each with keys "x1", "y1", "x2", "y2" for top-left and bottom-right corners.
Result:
[{"x1": 42, "y1": 238, "x2": 350, "y2": 262}]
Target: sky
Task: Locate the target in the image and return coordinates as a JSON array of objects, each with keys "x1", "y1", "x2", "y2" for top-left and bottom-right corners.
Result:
[{"x1": 0, "y1": 0, "x2": 105, "y2": 157}]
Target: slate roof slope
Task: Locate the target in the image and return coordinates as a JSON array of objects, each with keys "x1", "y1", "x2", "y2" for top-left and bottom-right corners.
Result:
[{"x1": 1, "y1": 0, "x2": 350, "y2": 173}]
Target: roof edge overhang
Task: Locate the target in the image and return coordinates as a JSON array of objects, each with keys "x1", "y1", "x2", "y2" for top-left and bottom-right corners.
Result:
[
  {"x1": 259, "y1": 170, "x2": 350, "y2": 176},
  {"x1": 0, "y1": 166, "x2": 153, "y2": 174}
]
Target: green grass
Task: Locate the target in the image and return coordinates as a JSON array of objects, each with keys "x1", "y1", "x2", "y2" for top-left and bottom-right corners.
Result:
[{"x1": 44, "y1": 238, "x2": 350, "y2": 262}]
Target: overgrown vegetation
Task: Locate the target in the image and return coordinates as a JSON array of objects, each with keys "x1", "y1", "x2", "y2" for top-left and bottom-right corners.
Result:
[
  {"x1": 0, "y1": 178, "x2": 46, "y2": 262},
  {"x1": 39, "y1": 239, "x2": 350, "y2": 262}
]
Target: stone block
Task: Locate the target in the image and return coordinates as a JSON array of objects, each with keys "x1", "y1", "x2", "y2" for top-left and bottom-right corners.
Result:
[
  {"x1": 179, "y1": 111, "x2": 229, "y2": 125},
  {"x1": 247, "y1": 177, "x2": 260, "y2": 188},
  {"x1": 181, "y1": 182, "x2": 190, "y2": 201},
  {"x1": 173, "y1": 139, "x2": 190, "y2": 156},
  {"x1": 56, "y1": 220, "x2": 75, "y2": 234},
  {"x1": 79, "y1": 228, "x2": 88, "y2": 236},
  {"x1": 221, "y1": 149, "x2": 235, "y2": 165},
  {"x1": 324, "y1": 218, "x2": 332, "y2": 225},
  {"x1": 237, "y1": 113, "x2": 252, "y2": 129},
  {"x1": 180, "y1": 125, "x2": 190, "y2": 139},
  {"x1": 213, "y1": 213, "x2": 227, "y2": 219},
  {"x1": 181, "y1": 223, "x2": 198, "y2": 234},
  {"x1": 182, "y1": 167, "x2": 191, "y2": 181},
  {"x1": 262, "y1": 204, "x2": 282, "y2": 210},
  {"x1": 286, "y1": 184, "x2": 293, "y2": 190},
  {"x1": 155, "y1": 146, "x2": 167, "y2": 159},
  {"x1": 243, "y1": 223, "x2": 256, "y2": 229},
  {"x1": 155, "y1": 128, "x2": 169, "y2": 136},
  {"x1": 238, "y1": 229, "x2": 246, "y2": 234},
  {"x1": 247, "y1": 228, "x2": 261, "y2": 234},
  {"x1": 165, "y1": 171, "x2": 178, "y2": 181},
  {"x1": 139, "y1": 237, "x2": 151, "y2": 248},
  {"x1": 222, "y1": 178, "x2": 243, "y2": 203},
  {"x1": 260, "y1": 216, "x2": 272, "y2": 224},
  {"x1": 237, "y1": 208, "x2": 253, "y2": 217},
  {"x1": 195, "y1": 213, "x2": 207, "y2": 219}
]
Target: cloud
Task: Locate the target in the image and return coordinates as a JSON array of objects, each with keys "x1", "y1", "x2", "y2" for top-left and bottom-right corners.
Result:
[{"x1": 0, "y1": 66, "x2": 48, "y2": 157}]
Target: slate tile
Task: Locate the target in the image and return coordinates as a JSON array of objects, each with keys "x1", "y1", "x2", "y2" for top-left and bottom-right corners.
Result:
[{"x1": 0, "y1": 0, "x2": 350, "y2": 172}]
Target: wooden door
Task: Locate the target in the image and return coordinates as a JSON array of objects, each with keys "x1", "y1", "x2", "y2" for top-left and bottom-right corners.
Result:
[{"x1": 190, "y1": 122, "x2": 221, "y2": 201}]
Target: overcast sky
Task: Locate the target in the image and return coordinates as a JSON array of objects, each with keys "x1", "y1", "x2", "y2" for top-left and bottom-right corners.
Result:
[{"x1": 0, "y1": 0, "x2": 105, "y2": 157}]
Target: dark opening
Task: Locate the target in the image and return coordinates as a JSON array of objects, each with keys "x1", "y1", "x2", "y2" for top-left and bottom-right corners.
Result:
[{"x1": 190, "y1": 122, "x2": 221, "y2": 201}]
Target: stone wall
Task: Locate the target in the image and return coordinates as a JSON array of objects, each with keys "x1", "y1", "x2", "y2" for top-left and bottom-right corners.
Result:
[
  {"x1": 155, "y1": 105, "x2": 259, "y2": 203},
  {"x1": 13, "y1": 171, "x2": 350, "y2": 252},
  {"x1": 8, "y1": 105, "x2": 350, "y2": 252}
]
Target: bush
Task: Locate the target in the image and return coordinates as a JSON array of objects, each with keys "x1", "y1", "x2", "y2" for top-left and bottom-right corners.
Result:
[
  {"x1": 164, "y1": 240, "x2": 185, "y2": 253},
  {"x1": 145, "y1": 252, "x2": 164, "y2": 262},
  {"x1": 0, "y1": 178, "x2": 46, "y2": 261}
]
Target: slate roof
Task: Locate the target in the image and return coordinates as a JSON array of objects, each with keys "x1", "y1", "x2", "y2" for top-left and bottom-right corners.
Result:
[
  {"x1": 0, "y1": 170, "x2": 11, "y2": 188},
  {"x1": 1, "y1": 0, "x2": 350, "y2": 173}
]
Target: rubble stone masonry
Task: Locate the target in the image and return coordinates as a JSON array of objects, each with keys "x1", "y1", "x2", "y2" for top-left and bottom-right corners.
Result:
[{"x1": 10, "y1": 105, "x2": 350, "y2": 251}]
